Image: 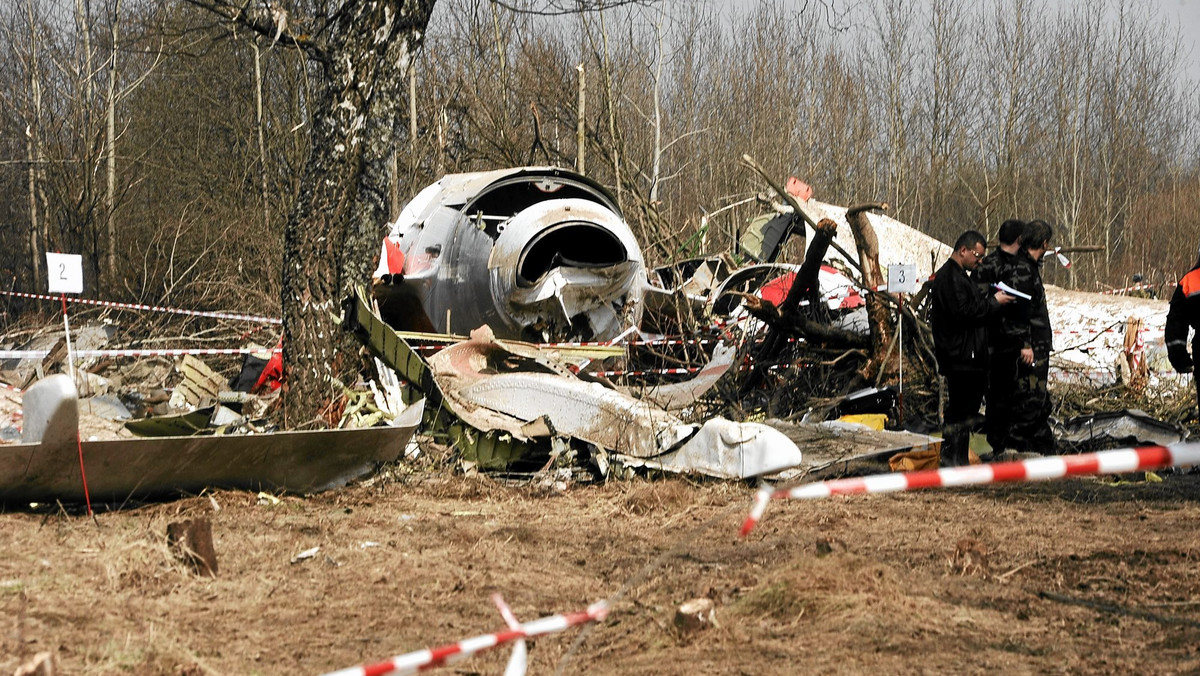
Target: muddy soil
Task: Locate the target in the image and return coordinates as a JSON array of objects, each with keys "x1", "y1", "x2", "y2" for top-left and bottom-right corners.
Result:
[{"x1": 4, "y1": 464, "x2": 1200, "y2": 675}]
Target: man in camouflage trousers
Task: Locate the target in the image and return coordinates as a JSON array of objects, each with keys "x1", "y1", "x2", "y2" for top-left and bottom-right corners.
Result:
[
  {"x1": 973, "y1": 219, "x2": 1026, "y2": 453},
  {"x1": 1005, "y1": 220, "x2": 1057, "y2": 454}
]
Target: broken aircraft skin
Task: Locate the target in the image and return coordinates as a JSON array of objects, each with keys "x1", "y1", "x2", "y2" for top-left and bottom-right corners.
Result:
[
  {"x1": 372, "y1": 167, "x2": 647, "y2": 343},
  {"x1": 427, "y1": 326, "x2": 804, "y2": 480},
  {"x1": 1, "y1": 375, "x2": 423, "y2": 504},
  {"x1": 343, "y1": 289, "x2": 804, "y2": 479}
]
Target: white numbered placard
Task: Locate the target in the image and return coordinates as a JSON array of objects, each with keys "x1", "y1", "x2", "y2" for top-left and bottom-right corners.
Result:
[
  {"x1": 46, "y1": 252, "x2": 84, "y2": 294},
  {"x1": 887, "y1": 263, "x2": 917, "y2": 294}
]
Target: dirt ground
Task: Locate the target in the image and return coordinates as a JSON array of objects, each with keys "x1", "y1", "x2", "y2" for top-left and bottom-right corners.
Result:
[{"x1": 4, "y1": 459, "x2": 1200, "y2": 675}]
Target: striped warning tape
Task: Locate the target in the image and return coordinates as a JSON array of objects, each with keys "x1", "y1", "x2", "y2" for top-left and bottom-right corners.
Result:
[
  {"x1": 591, "y1": 367, "x2": 699, "y2": 377},
  {"x1": 0, "y1": 289, "x2": 281, "y2": 324},
  {"x1": 740, "y1": 442, "x2": 1200, "y2": 536},
  {"x1": 0, "y1": 350, "x2": 46, "y2": 360},
  {"x1": 0, "y1": 348, "x2": 279, "y2": 360},
  {"x1": 537, "y1": 337, "x2": 723, "y2": 349},
  {"x1": 321, "y1": 600, "x2": 608, "y2": 676},
  {"x1": 1051, "y1": 328, "x2": 1159, "y2": 338}
]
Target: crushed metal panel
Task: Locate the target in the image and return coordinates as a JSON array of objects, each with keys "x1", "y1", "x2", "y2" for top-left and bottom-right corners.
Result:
[
  {"x1": 739, "y1": 212, "x2": 801, "y2": 263},
  {"x1": 632, "y1": 340, "x2": 738, "y2": 411},
  {"x1": 427, "y1": 326, "x2": 803, "y2": 477},
  {"x1": 613, "y1": 417, "x2": 803, "y2": 479},
  {"x1": 124, "y1": 406, "x2": 215, "y2": 437},
  {"x1": 344, "y1": 289, "x2": 436, "y2": 393},
  {"x1": 0, "y1": 394, "x2": 423, "y2": 504},
  {"x1": 21, "y1": 374, "x2": 78, "y2": 445},
  {"x1": 1056, "y1": 409, "x2": 1186, "y2": 451},
  {"x1": 344, "y1": 287, "x2": 544, "y2": 468},
  {"x1": 428, "y1": 327, "x2": 679, "y2": 457},
  {"x1": 346, "y1": 288, "x2": 800, "y2": 477}
]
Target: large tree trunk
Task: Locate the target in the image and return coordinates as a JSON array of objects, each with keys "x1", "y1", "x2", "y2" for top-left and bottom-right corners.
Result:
[{"x1": 279, "y1": 1, "x2": 435, "y2": 428}]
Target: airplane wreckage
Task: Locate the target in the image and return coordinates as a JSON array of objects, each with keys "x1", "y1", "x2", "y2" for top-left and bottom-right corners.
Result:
[
  {"x1": 356, "y1": 163, "x2": 1184, "y2": 477},
  {"x1": 353, "y1": 164, "x2": 954, "y2": 479},
  {"x1": 0, "y1": 164, "x2": 1184, "y2": 504}
]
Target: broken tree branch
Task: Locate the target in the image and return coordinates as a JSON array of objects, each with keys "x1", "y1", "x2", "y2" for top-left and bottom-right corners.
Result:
[
  {"x1": 738, "y1": 154, "x2": 863, "y2": 278},
  {"x1": 844, "y1": 202, "x2": 895, "y2": 384}
]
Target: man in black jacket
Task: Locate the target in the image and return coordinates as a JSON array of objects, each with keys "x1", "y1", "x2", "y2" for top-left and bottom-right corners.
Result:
[
  {"x1": 930, "y1": 230, "x2": 1014, "y2": 466},
  {"x1": 973, "y1": 219, "x2": 1026, "y2": 452},
  {"x1": 1165, "y1": 247, "x2": 1200, "y2": 419}
]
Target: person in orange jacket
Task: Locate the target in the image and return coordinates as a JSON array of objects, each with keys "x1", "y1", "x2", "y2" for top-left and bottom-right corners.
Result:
[{"x1": 1166, "y1": 249, "x2": 1200, "y2": 418}]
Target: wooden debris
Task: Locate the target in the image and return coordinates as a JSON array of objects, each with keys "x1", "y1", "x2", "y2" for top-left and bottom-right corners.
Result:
[
  {"x1": 168, "y1": 355, "x2": 225, "y2": 409},
  {"x1": 673, "y1": 598, "x2": 717, "y2": 633},
  {"x1": 167, "y1": 518, "x2": 219, "y2": 577},
  {"x1": 19, "y1": 338, "x2": 67, "y2": 390}
]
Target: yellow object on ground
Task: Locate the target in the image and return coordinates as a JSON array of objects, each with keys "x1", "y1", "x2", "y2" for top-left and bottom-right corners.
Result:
[
  {"x1": 889, "y1": 443, "x2": 980, "y2": 472},
  {"x1": 837, "y1": 413, "x2": 887, "y2": 430}
]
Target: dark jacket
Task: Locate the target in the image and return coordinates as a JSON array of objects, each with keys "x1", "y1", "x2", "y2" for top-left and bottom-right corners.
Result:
[
  {"x1": 930, "y1": 258, "x2": 1001, "y2": 374},
  {"x1": 1166, "y1": 267, "x2": 1200, "y2": 353},
  {"x1": 1009, "y1": 252, "x2": 1052, "y2": 351},
  {"x1": 974, "y1": 248, "x2": 1027, "y2": 354}
]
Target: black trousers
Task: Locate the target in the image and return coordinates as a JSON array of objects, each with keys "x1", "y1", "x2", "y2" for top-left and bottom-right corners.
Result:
[
  {"x1": 985, "y1": 350, "x2": 1019, "y2": 450},
  {"x1": 944, "y1": 369, "x2": 988, "y2": 466}
]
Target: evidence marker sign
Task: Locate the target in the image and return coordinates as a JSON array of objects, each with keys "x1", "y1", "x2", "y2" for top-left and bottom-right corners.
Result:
[
  {"x1": 46, "y1": 252, "x2": 84, "y2": 295},
  {"x1": 887, "y1": 263, "x2": 917, "y2": 294}
]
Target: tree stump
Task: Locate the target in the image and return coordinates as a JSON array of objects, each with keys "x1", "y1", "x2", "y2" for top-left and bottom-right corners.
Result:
[{"x1": 673, "y1": 598, "x2": 717, "y2": 633}]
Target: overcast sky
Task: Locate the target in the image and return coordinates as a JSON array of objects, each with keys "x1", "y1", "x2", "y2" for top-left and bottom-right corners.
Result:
[
  {"x1": 1163, "y1": 0, "x2": 1200, "y2": 78},
  {"x1": 719, "y1": 0, "x2": 1200, "y2": 82}
]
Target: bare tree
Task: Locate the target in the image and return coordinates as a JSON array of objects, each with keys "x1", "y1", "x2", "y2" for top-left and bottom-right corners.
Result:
[
  {"x1": 176, "y1": 0, "x2": 650, "y2": 426},
  {"x1": 1043, "y1": 0, "x2": 1102, "y2": 289},
  {"x1": 866, "y1": 0, "x2": 918, "y2": 217},
  {"x1": 2, "y1": 0, "x2": 53, "y2": 288}
]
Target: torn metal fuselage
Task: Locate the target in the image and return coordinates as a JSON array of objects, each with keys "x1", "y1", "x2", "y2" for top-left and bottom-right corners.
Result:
[{"x1": 372, "y1": 167, "x2": 646, "y2": 343}]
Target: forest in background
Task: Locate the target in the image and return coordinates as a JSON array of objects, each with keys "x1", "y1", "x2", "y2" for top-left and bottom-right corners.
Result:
[{"x1": 2, "y1": 0, "x2": 1197, "y2": 321}]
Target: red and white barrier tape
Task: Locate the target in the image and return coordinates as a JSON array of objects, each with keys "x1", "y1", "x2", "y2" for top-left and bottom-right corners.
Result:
[
  {"x1": 490, "y1": 594, "x2": 527, "y2": 675},
  {"x1": 322, "y1": 600, "x2": 609, "y2": 676},
  {"x1": 0, "y1": 348, "x2": 279, "y2": 360},
  {"x1": 1052, "y1": 326, "x2": 1157, "y2": 336},
  {"x1": 0, "y1": 350, "x2": 44, "y2": 360},
  {"x1": 538, "y1": 337, "x2": 722, "y2": 349},
  {"x1": 740, "y1": 442, "x2": 1200, "y2": 536},
  {"x1": 0, "y1": 289, "x2": 281, "y2": 324},
  {"x1": 590, "y1": 367, "x2": 699, "y2": 377}
]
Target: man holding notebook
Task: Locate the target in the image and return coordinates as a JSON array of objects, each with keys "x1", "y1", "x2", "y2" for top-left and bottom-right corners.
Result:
[{"x1": 930, "y1": 230, "x2": 1015, "y2": 466}]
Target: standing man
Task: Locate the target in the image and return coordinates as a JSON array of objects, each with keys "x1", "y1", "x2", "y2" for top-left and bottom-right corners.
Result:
[
  {"x1": 930, "y1": 230, "x2": 1014, "y2": 466},
  {"x1": 974, "y1": 220, "x2": 1027, "y2": 453},
  {"x1": 1006, "y1": 219, "x2": 1057, "y2": 453},
  {"x1": 1165, "y1": 246, "x2": 1200, "y2": 419}
]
